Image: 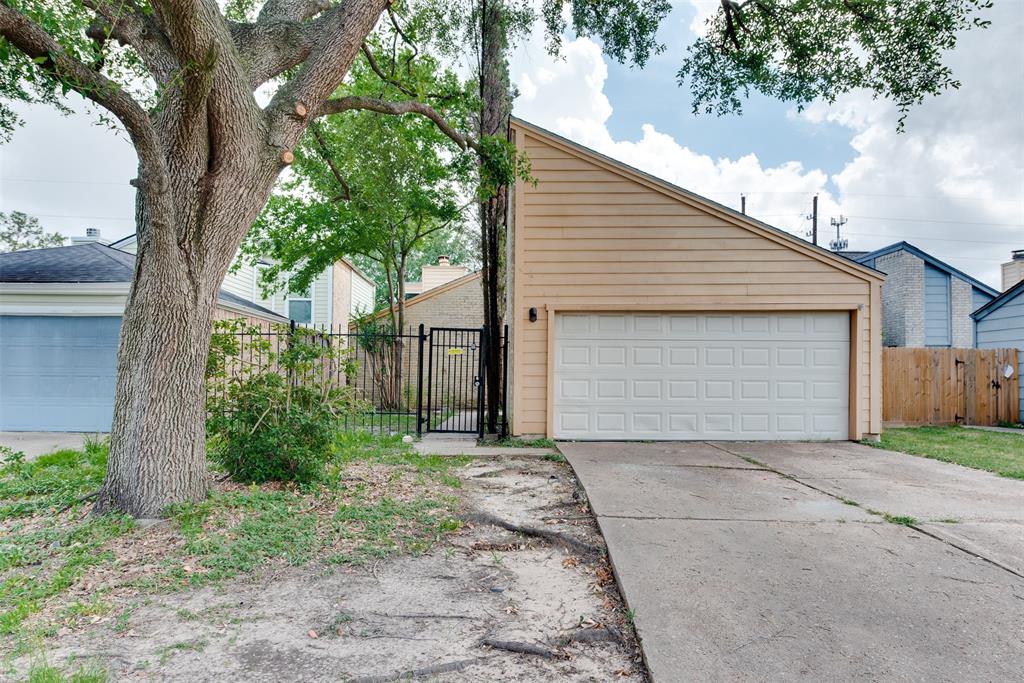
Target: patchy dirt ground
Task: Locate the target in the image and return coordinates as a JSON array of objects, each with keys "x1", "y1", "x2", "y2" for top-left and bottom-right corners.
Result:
[{"x1": 12, "y1": 456, "x2": 644, "y2": 682}]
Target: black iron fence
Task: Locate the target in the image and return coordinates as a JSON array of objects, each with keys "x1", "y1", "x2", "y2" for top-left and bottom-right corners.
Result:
[{"x1": 210, "y1": 320, "x2": 508, "y2": 437}]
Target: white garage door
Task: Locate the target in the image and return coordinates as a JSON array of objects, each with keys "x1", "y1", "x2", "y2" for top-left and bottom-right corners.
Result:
[{"x1": 552, "y1": 312, "x2": 849, "y2": 440}]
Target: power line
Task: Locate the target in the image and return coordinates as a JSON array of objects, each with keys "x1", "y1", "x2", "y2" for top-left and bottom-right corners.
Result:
[
  {"x1": 1, "y1": 177, "x2": 131, "y2": 186},
  {"x1": 842, "y1": 230, "x2": 1016, "y2": 246},
  {"x1": 843, "y1": 215, "x2": 1022, "y2": 228},
  {"x1": 22, "y1": 212, "x2": 135, "y2": 221}
]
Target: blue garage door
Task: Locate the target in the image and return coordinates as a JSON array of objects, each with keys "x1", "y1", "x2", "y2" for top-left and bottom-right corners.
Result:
[{"x1": 0, "y1": 316, "x2": 121, "y2": 431}]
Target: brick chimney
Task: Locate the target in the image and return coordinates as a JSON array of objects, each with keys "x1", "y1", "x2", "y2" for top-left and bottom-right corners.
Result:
[
  {"x1": 1002, "y1": 250, "x2": 1024, "y2": 291},
  {"x1": 420, "y1": 256, "x2": 468, "y2": 292}
]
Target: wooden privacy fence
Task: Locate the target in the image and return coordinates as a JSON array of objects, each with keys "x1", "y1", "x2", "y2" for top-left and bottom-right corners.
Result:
[{"x1": 882, "y1": 347, "x2": 1020, "y2": 426}]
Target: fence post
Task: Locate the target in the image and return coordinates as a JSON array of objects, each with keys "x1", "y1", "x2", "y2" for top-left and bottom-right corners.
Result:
[
  {"x1": 477, "y1": 325, "x2": 487, "y2": 440},
  {"x1": 501, "y1": 324, "x2": 509, "y2": 438},
  {"x1": 416, "y1": 324, "x2": 425, "y2": 436}
]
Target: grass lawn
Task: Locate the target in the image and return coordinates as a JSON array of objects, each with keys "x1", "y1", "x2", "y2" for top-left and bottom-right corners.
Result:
[
  {"x1": 0, "y1": 430, "x2": 468, "y2": 675},
  {"x1": 873, "y1": 425, "x2": 1024, "y2": 480}
]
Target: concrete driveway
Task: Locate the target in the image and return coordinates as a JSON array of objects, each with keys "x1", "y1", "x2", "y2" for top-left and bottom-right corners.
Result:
[{"x1": 560, "y1": 441, "x2": 1024, "y2": 683}]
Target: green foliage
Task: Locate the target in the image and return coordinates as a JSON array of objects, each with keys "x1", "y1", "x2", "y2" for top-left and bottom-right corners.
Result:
[
  {"x1": 477, "y1": 134, "x2": 534, "y2": 200},
  {"x1": 680, "y1": 0, "x2": 993, "y2": 128},
  {"x1": 0, "y1": 211, "x2": 65, "y2": 253},
  {"x1": 205, "y1": 320, "x2": 362, "y2": 485},
  {"x1": 241, "y1": 41, "x2": 478, "y2": 314},
  {"x1": 540, "y1": 0, "x2": 671, "y2": 65}
]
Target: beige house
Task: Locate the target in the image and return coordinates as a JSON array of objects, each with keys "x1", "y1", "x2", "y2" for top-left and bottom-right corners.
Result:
[
  {"x1": 367, "y1": 270, "x2": 483, "y2": 333},
  {"x1": 506, "y1": 119, "x2": 885, "y2": 442}
]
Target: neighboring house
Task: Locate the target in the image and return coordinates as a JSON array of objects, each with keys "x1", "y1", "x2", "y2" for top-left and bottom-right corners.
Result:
[
  {"x1": 0, "y1": 242, "x2": 288, "y2": 431},
  {"x1": 1002, "y1": 250, "x2": 1024, "y2": 291},
  {"x1": 505, "y1": 118, "x2": 885, "y2": 442},
  {"x1": 404, "y1": 256, "x2": 470, "y2": 297},
  {"x1": 366, "y1": 271, "x2": 483, "y2": 332},
  {"x1": 848, "y1": 242, "x2": 998, "y2": 348},
  {"x1": 972, "y1": 278, "x2": 1024, "y2": 419},
  {"x1": 109, "y1": 234, "x2": 375, "y2": 327}
]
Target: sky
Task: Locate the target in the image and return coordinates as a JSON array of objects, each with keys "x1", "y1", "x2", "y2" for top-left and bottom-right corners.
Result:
[{"x1": 0, "y1": 0, "x2": 1021, "y2": 288}]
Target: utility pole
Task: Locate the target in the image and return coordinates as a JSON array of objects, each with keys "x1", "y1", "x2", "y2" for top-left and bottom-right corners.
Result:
[
  {"x1": 829, "y1": 215, "x2": 849, "y2": 252},
  {"x1": 741, "y1": 194, "x2": 746, "y2": 215},
  {"x1": 811, "y1": 195, "x2": 818, "y2": 246}
]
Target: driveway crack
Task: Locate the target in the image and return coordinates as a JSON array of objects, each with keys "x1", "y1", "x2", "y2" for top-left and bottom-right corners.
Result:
[{"x1": 705, "y1": 442, "x2": 1024, "y2": 581}]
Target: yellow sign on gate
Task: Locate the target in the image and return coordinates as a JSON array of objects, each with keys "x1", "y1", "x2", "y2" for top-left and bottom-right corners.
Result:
[{"x1": 447, "y1": 348, "x2": 465, "y2": 356}]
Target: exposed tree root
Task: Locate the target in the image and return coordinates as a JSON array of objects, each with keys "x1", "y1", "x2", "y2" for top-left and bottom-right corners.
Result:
[
  {"x1": 348, "y1": 657, "x2": 488, "y2": 683},
  {"x1": 559, "y1": 626, "x2": 623, "y2": 645},
  {"x1": 463, "y1": 511, "x2": 601, "y2": 557},
  {"x1": 481, "y1": 637, "x2": 556, "y2": 659}
]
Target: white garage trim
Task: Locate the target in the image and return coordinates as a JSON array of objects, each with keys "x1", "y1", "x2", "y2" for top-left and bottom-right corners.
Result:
[{"x1": 550, "y1": 310, "x2": 852, "y2": 441}]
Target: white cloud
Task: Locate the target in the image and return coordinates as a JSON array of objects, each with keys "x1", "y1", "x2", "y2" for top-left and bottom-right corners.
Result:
[
  {"x1": 511, "y1": 32, "x2": 839, "y2": 243},
  {"x1": 512, "y1": 3, "x2": 1023, "y2": 288}
]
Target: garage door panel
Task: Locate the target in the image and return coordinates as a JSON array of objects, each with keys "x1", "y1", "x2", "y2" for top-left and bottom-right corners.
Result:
[
  {"x1": 0, "y1": 316, "x2": 121, "y2": 432},
  {"x1": 553, "y1": 312, "x2": 849, "y2": 440},
  {"x1": 557, "y1": 311, "x2": 849, "y2": 342}
]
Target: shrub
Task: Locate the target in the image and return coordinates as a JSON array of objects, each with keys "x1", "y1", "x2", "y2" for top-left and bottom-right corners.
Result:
[{"x1": 206, "y1": 321, "x2": 363, "y2": 484}]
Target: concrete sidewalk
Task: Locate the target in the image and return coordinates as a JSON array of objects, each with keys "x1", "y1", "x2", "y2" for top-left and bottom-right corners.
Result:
[
  {"x1": 0, "y1": 432, "x2": 101, "y2": 459},
  {"x1": 414, "y1": 433, "x2": 557, "y2": 458},
  {"x1": 562, "y1": 441, "x2": 1024, "y2": 683}
]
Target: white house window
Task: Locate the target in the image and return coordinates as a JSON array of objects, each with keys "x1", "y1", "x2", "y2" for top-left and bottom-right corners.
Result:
[{"x1": 288, "y1": 283, "x2": 313, "y2": 324}]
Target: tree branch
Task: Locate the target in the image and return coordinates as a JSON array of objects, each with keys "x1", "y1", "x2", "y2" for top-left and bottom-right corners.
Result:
[
  {"x1": 361, "y1": 43, "x2": 416, "y2": 97},
  {"x1": 81, "y1": 0, "x2": 177, "y2": 82},
  {"x1": 308, "y1": 121, "x2": 352, "y2": 201},
  {"x1": 265, "y1": 0, "x2": 389, "y2": 149},
  {"x1": 0, "y1": 4, "x2": 164, "y2": 180},
  {"x1": 317, "y1": 96, "x2": 480, "y2": 152}
]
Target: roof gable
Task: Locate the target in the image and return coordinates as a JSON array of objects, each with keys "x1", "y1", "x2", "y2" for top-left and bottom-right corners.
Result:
[
  {"x1": 973, "y1": 277, "x2": 1024, "y2": 320},
  {"x1": 510, "y1": 117, "x2": 884, "y2": 284},
  {"x1": 371, "y1": 271, "x2": 481, "y2": 320},
  {"x1": 853, "y1": 241, "x2": 998, "y2": 297}
]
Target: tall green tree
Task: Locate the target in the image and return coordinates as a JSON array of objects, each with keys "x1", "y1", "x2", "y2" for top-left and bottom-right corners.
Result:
[
  {"x1": 0, "y1": 0, "x2": 990, "y2": 516},
  {"x1": 0, "y1": 210, "x2": 65, "y2": 251},
  {"x1": 242, "y1": 45, "x2": 477, "y2": 338}
]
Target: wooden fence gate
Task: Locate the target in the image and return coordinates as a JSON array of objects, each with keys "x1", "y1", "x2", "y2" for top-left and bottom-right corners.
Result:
[{"x1": 882, "y1": 348, "x2": 1020, "y2": 426}]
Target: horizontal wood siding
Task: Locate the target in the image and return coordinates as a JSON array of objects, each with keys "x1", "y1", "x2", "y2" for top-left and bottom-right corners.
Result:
[
  {"x1": 511, "y1": 125, "x2": 881, "y2": 438},
  {"x1": 976, "y1": 289, "x2": 1024, "y2": 416}
]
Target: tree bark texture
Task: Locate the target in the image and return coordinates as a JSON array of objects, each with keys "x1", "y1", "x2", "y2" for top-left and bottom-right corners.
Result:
[{"x1": 478, "y1": 0, "x2": 510, "y2": 435}]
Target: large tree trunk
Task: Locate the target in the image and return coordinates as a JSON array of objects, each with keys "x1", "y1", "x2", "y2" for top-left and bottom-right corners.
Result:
[
  {"x1": 479, "y1": 0, "x2": 510, "y2": 435},
  {"x1": 95, "y1": 240, "x2": 218, "y2": 517}
]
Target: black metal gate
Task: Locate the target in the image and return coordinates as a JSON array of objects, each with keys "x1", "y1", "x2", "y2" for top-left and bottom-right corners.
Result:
[{"x1": 422, "y1": 327, "x2": 485, "y2": 436}]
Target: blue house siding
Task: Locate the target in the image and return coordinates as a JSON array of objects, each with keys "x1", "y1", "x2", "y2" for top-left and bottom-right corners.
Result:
[
  {"x1": 973, "y1": 288, "x2": 993, "y2": 314},
  {"x1": 975, "y1": 290, "x2": 1024, "y2": 418},
  {"x1": 924, "y1": 264, "x2": 951, "y2": 347},
  {"x1": 0, "y1": 316, "x2": 121, "y2": 431}
]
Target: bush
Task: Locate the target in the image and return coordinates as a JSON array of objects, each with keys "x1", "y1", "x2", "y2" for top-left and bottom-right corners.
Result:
[{"x1": 206, "y1": 321, "x2": 363, "y2": 484}]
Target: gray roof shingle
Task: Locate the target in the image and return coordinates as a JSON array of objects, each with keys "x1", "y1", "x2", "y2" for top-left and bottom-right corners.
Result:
[
  {"x1": 0, "y1": 242, "x2": 284, "y2": 320},
  {"x1": 0, "y1": 242, "x2": 135, "y2": 282}
]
